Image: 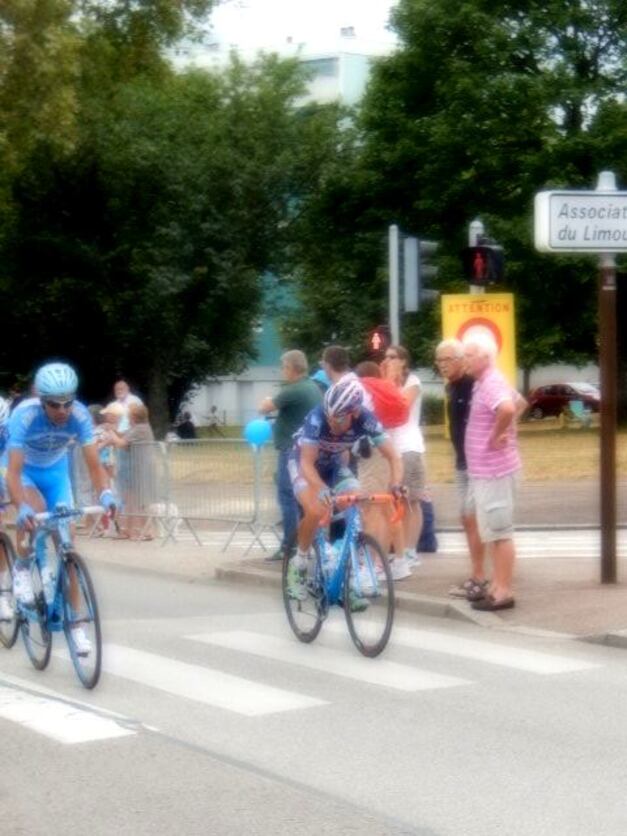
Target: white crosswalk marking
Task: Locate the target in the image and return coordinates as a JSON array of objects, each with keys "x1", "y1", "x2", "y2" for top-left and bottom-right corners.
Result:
[
  {"x1": 186, "y1": 631, "x2": 472, "y2": 692},
  {"x1": 102, "y1": 644, "x2": 328, "y2": 716},
  {"x1": 167, "y1": 527, "x2": 627, "y2": 558},
  {"x1": 324, "y1": 623, "x2": 600, "y2": 675},
  {"x1": 0, "y1": 685, "x2": 135, "y2": 744}
]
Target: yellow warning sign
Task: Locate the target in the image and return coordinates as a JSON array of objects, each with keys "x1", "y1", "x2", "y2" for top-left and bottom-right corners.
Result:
[{"x1": 441, "y1": 293, "x2": 517, "y2": 385}]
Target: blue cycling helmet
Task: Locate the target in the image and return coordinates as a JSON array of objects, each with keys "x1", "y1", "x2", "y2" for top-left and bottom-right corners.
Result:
[
  {"x1": 323, "y1": 377, "x2": 363, "y2": 419},
  {"x1": 35, "y1": 363, "x2": 79, "y2": 398}
]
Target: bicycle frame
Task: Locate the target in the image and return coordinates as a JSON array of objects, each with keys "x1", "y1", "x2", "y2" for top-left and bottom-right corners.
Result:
[
  {"x1": 24, "y1": 504, "x2": 104, "y2": 630},
  {"x1": 313, "y1": 493, "x2": 404, "y2": 607}
]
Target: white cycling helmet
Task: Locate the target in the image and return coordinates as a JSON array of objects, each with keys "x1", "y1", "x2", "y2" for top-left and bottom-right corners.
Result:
[
  {"x1": 0, "y1": 397, "x2": 9, "y2": 425},
  {"x1": 34, "y1": 362, "x2": 79, "y2": 398},
  {"x1": 323, "y1": 377, "x2": 363, "y2": 419}
]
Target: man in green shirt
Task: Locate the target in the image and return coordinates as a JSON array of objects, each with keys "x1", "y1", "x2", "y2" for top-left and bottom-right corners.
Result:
[{"x1": 259, "y1": 350, "x2": 322, "y2": 561}]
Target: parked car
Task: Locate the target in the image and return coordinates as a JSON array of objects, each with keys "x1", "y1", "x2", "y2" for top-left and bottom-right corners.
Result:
[{"x1": 527, "y1": 382, "x2": 600, "y2": 419}]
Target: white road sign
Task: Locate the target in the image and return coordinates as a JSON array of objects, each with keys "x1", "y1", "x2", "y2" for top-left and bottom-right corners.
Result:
[{"x1": 534, "y1": 190, "x2": 627, "y2": 252}]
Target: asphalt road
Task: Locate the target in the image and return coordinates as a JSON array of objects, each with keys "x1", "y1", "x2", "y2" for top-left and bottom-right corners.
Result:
[{"x1": 2, "y1": 565, "x2": 627, "y2": 835}]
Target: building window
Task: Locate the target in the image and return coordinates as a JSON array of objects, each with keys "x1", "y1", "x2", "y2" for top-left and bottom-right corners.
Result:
[{"x1": 302, "y1": 58, "x2": 339, "y2": 78}]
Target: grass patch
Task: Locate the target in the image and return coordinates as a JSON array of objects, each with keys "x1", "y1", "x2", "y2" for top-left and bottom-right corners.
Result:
[{"x1": 168, "y1": 424, "x2": 626, "y2": 484}]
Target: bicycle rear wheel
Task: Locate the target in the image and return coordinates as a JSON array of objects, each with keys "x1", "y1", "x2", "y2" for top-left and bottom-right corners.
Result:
[
  {"x1": 0, "y1": 533, "x2": 19, "y2": 649},
  {"x1": 20, "y1": 558, "x2": 52, "y2": 670},
  {"x1": 62, "y1": 552, "x2": 102, "y2": 689},
  {"x1": 344, "y1": 533, "x2": 394, "y2": 657},
  {"x1": 282, "y1": 545, "x2": 325, "y2": 644}
]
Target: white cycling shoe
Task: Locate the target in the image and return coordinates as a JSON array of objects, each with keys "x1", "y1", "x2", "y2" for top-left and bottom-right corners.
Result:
[{"x1": 70, "y1": 626, "x2": 92, "y2": 657}]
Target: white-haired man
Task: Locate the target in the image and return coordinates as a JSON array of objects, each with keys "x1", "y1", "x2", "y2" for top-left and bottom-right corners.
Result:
[
  {"x1": 435, "y1": 338, "x2": 486, "y2": 601},
  {"x1": 463, "y1": 333, "x2": 523, "y2": 611}
]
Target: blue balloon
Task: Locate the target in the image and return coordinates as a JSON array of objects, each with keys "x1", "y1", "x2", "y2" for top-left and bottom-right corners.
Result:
[{"x1": 243, "y1": 418, "x2": 272, "y2": 446}]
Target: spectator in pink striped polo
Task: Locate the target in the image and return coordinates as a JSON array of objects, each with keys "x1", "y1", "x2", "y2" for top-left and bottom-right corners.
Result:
[{"x1": 463, "y1": 332, "x2": 525, "y2": 612}]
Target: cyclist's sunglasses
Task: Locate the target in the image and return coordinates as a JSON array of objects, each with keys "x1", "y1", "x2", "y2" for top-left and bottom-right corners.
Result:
[{"x1": 43, "y1": 398, "x2": 75, "y2": 410}]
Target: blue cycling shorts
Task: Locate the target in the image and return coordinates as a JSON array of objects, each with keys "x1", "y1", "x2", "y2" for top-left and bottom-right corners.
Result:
[
  {"x1": 288, "y1": 454, "x2": 360, "y2": 498},
  {"x1": 21, "y1": 459, "x2": 74, "y2": 510}
]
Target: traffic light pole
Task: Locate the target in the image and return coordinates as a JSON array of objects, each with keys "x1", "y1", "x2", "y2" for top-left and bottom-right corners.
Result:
[{"x1": 388, "y1": 224, "x2": 400, "y2": 344}]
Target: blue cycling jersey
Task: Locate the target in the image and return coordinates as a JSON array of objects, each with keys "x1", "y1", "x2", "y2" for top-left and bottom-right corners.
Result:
[
  {"x1": 292, "y1": 404, "x2": 387, "y2": 468},
  {"x1": 8, "y1": 397, "x2": 94, "y2": 467}
]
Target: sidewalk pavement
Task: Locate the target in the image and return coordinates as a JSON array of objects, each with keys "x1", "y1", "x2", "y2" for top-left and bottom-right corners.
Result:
[{"x1": 79, "y1": 533, "x2": 627, "y2": 648}]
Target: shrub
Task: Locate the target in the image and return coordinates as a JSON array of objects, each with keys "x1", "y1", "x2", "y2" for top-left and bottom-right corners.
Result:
[{"x1": 421, "y1": 393, "x2": 445, "y2": 426}]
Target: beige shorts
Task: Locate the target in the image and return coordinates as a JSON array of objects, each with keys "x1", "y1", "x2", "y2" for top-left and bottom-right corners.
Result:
[
  {"x1": 357, "y1": 447, "x2": 389, "y2": 493},
  {"x1": 471, "y1": 473, "x2": 517, "y2": 543},
  {"x1": 455, "y1": 468, "x2": 475, "y2": 517},
  {"x1": 402, "y1": 451, "x2": 426, "y2": 502}
]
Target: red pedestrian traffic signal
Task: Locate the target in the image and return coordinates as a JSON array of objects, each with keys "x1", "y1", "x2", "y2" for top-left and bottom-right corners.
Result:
[
  {"x1": 461, "y1": 245, "x2": 505, "y2": 286},
  {"x1": 367, "y1": 325, "x2": 391, "y2": 356}
]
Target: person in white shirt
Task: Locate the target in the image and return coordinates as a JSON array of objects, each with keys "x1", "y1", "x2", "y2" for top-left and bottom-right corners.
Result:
[
  {"x1": 104, "y1": 379, "x2": 144, "y2": 434},
  {"x1": 382, "y1": 345, "x2": 425, "y2": 568}
]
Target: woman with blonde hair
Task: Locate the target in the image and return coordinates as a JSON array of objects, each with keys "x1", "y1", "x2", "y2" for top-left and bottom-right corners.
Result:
[{"x1": 106, "y1": 403, "x2": 157, "y2": 540}]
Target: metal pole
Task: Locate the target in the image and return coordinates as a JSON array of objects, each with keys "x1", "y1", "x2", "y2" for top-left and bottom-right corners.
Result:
[
  {"x1": 468, "y1": 218, "x2": 484, "y2": 246},
  {"x1": 388, "y1": 224, "x2": 400, "y2": 345},
  {"x1": 596, "y1": 170, "x2": 618, "y2": 583},
  {"x1": 599, "y1": 252, "x2": 617, "y2": 583}
]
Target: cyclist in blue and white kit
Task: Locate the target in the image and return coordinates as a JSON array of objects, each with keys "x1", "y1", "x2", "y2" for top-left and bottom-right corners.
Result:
[
  {"x1": 0, "y1": 397, "x2": 14, "y2": 621},
  {"x1": 286, "y1": 377, "x2": 403, "y2": 600},
  {"x1": 7, "y1": 363, "x2": 116, "y2": 653}
]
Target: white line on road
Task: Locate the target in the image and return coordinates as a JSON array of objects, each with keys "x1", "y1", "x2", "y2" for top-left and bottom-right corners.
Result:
[
  {"x1": 324, "y1": 624, "x2": 601, "y2": 675},
  {"x1": 102, "y1": 644, "x2": 327, "y2": 716},
  {"x1": 0, "y1": 685, "x2": 135, "y2": 744},
  {"x1": 186, "y1": 631, "x2": 471, "y2": 692}
]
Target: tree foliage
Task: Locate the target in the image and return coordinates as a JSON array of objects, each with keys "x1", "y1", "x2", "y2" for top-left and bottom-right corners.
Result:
[
  {"x1": 0, "y1": 2, "x2": 342, "y2": 431},
  {"x1": 287, "y1": 0, "x2": 627, "y2": 380}
]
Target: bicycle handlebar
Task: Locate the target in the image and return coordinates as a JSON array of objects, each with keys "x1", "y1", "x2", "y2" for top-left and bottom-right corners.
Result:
[
  {"x1": 34, "y1": 505, "x2": 107, "y2": 523},
  {"x1": 320, "y1": 492, "x2": 406, "y2": 527}
]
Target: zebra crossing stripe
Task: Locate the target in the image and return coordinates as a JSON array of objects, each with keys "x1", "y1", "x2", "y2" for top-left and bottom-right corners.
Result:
[
  {"x1": 102, "y1": 644, "x2": 328, "y2": 716},
  {"x1": 0, "y1": 685, "x2": 135, "y2": 744},
  {"x1": 324, "y1": 623, "x2": 600, "y2": 675},
  {"x1": 186, "y1": 631, "x2": 472, "y2": 692}
]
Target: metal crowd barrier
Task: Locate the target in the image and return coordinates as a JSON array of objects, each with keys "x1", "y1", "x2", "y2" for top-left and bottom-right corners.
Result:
[
  {"x1": 70, "y1": 439, "x2": 280, "y2": 548},
  {"x1": 68, "y1": 431, "x2": 626, "y2": 547}
]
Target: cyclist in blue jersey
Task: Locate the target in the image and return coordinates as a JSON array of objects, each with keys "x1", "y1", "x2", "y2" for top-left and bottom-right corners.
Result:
[
  {"x1": 286, "y1": 376, "x2": 403, "y2": 600},
  {"x1": 0, "y1": 397, "x2": 14, "y2": 621},
  {"x1": 6, "y1": 363, "x2": 116, "y2": 653}
]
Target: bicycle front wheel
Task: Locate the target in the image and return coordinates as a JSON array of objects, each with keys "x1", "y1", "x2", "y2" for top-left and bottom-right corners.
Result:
[
  {"x1": 0, "y1": 532, "x2": 19, "y2": 649},
  {"x1": 62, "y1": 552, "x2": 102, "y2": 689},
  {"x1": 344, "y1": 533, "x2": 394, "y2": 657},
  {"x1": 20, "y1": 558, "x2": 52, "y2": 670},
  {"x1": 282, "y1": 546, "x2": 325, "y2": 644}
]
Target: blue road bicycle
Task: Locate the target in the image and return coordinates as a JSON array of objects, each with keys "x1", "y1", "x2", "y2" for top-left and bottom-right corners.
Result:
[
  {"x1": 16, "y1": 504, "x2": 107, "y2": 689},
  {"x1": 282, "y1": 493, "x2": 402, "y2": 658},
  {"x1": 0, "y1": 511, "x2": 19, "y2": 650}
]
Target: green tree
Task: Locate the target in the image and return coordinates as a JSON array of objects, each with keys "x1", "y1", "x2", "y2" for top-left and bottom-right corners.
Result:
[
  {"x1": 0, "y1": 55, "x2": 340, "y2": 432},
  {"x1": 286, "y1": 0, "x2": 627, "y2": 380}
]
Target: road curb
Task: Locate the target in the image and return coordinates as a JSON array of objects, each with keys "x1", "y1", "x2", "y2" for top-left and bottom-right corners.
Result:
[
  {"x1": 579, "y1": 630, "x2": 627, "y2": 650},
  {"x1": 215, "y1": 563, "x2": 505, "y2": 628}
]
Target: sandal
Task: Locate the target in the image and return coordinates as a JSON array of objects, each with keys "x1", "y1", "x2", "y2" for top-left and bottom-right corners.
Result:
[
  {"x1": 471, "y1": 595, "x2": 515, "y2": 612},
  {"x1": 449, "y1": 577, "x2": 481, "y2": 598},
  {"x1": 466, "y1": 579, "x2": 489, "y2": 602}
]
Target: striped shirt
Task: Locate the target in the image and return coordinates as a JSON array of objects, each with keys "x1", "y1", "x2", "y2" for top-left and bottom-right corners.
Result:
[{"x1": 464, "y1": 367, "x2": 521, "y2": 478}]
